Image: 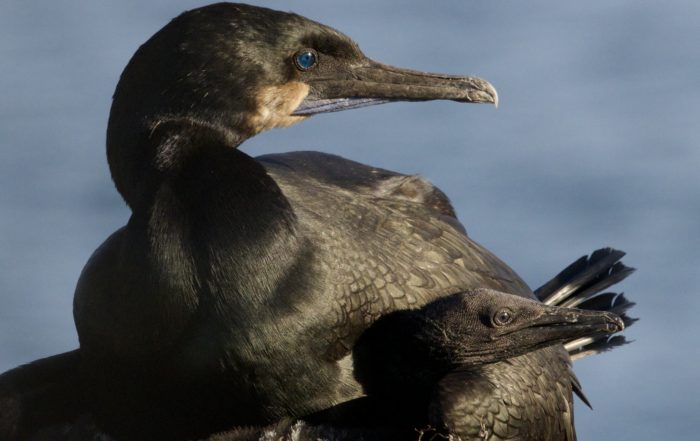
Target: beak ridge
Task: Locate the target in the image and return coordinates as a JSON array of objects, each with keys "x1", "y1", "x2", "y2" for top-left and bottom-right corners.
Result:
[
  {"x1": 293, "y1": 58, "x2": 498, "y2": 116},
  {"x1": 537, "y1": 306, "x2": 625, "y2": 335}
]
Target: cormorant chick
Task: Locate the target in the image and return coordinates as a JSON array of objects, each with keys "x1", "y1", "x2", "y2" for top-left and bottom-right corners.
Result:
[{"x1": 353, "y1": 288, "x2": 624, "y2": 404}]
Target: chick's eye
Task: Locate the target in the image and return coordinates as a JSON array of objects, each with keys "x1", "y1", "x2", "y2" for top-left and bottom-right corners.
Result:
[
  {"x1": 493, "y1": 309, "x2": 513, "y2": 326},
  {"x1": 294, "y1": 49, "x2": 317, "y2": 71}
]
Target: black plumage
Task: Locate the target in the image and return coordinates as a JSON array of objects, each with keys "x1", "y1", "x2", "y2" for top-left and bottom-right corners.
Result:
[
  {"x1": 73, "y1": 4, "x2": 507, "y2": 438},
  {"x1": 0, "y1": 3, "x2": 635, "y2": 441},
  {"x1": 427, "y1": 248, "x2": 636, "y2": 440},
  {"x1": 207, "y1": 250, "x2": 635, "y2": 441},
  {"x1": 350, "y1": 288, "x2": 623, "y2": 430},
  {"x1": 0, "y1": 249, "x2": 634, "y2": 441}
]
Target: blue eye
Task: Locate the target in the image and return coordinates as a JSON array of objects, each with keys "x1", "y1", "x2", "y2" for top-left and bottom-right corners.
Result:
[{"x1": 294, "y1": 50, "x2": 317, "y2": 71}]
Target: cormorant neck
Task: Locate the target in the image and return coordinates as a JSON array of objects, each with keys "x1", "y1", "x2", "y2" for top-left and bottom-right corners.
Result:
[
  {"x1": 107, "y1": 113, "x2": 251, "y2": 211},
  {"x1": 132, "y1": 118, "x2": 299, "y2": 291},
  {"x1": 99, "y1": 115, "x2": 302, "y2": 367},
  {"x1": 353, "y1": 311, "x2": 454, "y2": 400}
]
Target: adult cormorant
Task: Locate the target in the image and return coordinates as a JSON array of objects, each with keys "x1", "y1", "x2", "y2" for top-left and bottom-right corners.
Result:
[{"x1": 0, "y1": 3, "x2": 635, "y2": 440}]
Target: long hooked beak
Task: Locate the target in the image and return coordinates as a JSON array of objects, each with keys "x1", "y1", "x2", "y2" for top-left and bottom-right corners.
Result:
[{"x1": 293, "y1": 59, "x2": 497, "y2": 116}]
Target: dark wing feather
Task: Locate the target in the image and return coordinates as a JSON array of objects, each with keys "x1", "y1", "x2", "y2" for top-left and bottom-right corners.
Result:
[
  {"x1": 261, "y1": 152, "x2": 581, "y2": 440},
  {"x1": 0, "y1": 350, "x2": 84, "y2": 440},
  {"x1": 258, "y1": 151, "x2": 457, "y2": 219},
  {"x1": 260, "y1": 151, "x2": 531, "y2": 357}
]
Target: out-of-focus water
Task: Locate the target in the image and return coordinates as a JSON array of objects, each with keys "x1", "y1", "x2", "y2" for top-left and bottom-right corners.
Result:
[{"x1": 1, "y1": 1, "x2": 697, "y2": 439}]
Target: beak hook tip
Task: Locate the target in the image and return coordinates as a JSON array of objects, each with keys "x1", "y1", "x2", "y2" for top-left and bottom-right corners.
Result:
[{"x1": 488, "y1": 83, "x2": 499, "y2": 108}]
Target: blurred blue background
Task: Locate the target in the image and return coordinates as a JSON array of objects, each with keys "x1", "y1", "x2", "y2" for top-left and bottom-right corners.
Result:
[{"x1": 1, "y1": 1, "x2": 697, "y2": 439}]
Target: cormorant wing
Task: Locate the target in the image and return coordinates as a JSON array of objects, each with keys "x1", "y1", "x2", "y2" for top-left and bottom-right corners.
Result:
[
  {"x1": 259, "y1": 151, "x2": 532, "y2": 358},
  {"x1": 0, "y1": 350, "x2": 86, "y2": 440}
]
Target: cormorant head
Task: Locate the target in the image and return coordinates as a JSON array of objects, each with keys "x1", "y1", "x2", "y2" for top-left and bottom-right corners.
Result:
[
  {"x1": 353, "y1": 288, "x2": 624, "y2": 396},
  {"x1": 420, "y1": 288, "x2": 625, "y2": 365},
  {"x1": 107, "y1": 3, "x2": 497, "y2": 207}
]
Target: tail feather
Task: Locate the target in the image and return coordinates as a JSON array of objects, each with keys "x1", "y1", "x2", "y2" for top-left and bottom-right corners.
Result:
[
  {"x1": 535, "y1": 248, "x2": 637, "y2": 360},
  {"x1": 578, "y1": 292, "x2": 638, "y2": 328},
  {"x1": 535, "y1": 248, "x2": 623, "y2": 304},
  {"x1": 559, "y1": 263, "x2": 635, "y2": 308},
  {"x1": 535, "y1": 248, "x2": 631, "y2": 305},
  {"x1": 567, "y1": 335, "x2": 632, "y2": 362}
]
